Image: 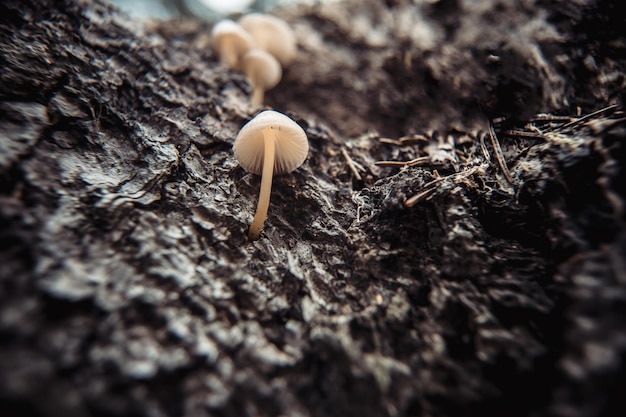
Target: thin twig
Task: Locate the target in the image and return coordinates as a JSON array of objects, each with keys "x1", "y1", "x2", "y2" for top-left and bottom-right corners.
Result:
[
  {"x1": 529, "y1": 114, "x2": 574, "y2": 123},
  {"x1": 478, "y1": 131, "x2": 491, "y2": 161},
  {"x1": 379, "y1": 134, "x2": 429, "y2": 146},
  {"x1": 488, "y1": 122, "x2": 514, "y2": 185},
  {"x1": 552, "y1": 104, "x2": 619, "y2": 133},
  {"x1": 404, "y1": 187, "x2": 438, "y2": 207},
  {"x1": 399, "y1": 134, "x2": 429, "y2": 143},
  {"x1": 502, "y1": 129, "x2": 545, "y2": 140},
  {"x1": 379, "y1": 138, "x2": 403, "y2": 145},
  {"x1": 406, "y1": 156, "x2": 433, "y2": 167},
  {"x1": 375, "y1": 156, "x2": 433, "y2": 168},
  {"x1": 375, "y1": 160, "x2": 409, "y2": 167},
  {"x1": 341, "y1": 148, "x2": 363, "y2": 181}
]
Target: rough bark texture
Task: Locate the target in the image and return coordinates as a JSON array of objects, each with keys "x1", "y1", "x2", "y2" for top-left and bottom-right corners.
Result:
[{"x1": 1, "y1": 0, "x2": 625, "y2": 417}]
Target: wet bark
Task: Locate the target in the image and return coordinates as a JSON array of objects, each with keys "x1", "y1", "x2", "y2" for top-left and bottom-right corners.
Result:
[{"x1": 1, "y1": 0, "x2": 625, "y2": 417}]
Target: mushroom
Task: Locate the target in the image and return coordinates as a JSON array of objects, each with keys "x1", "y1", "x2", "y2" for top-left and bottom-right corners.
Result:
[
  {"x1": 210, "y1": 19, "x2": 255, "y2": 70},
  {"x1": 233, "y1": 110, "x2": 309, "y2": 241},
  {"x1": 240, "y1": 49, "x2": 282, "y2": 107},
  {"x1": 237, "y1": 13, "x2": 297, "y2": 67}
]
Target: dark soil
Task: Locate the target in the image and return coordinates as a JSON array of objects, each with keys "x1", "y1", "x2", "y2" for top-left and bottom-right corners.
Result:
[{"x1": 1, "y1": 0, "x2": 625, "y2": 417}]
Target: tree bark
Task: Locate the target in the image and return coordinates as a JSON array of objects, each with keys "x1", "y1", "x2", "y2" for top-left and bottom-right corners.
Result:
[{"x1": 1, "y1": 0, "x2": 625, "y2": 417}]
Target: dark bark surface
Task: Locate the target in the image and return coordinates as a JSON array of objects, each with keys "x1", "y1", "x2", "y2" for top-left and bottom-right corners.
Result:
[{"x1": 1, "y1": 0, "x2": 625, "y2": 417}]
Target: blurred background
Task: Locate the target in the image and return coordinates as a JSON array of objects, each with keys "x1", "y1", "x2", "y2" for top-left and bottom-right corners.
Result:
[{"x1": 107, "y1": 0, "x2": 315, "y2": 20}]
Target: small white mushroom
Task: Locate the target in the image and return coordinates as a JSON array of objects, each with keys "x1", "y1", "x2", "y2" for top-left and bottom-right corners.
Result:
[
  {"x1": 241, "y1": 49, "x2": 282, "y2": 107},
  {"x1": 210, "y1": 19, "x2": 255, "y2": 70},
  {"x1": 233, "y1": 110, "x2": 309, "y2": 241},
  {"x1": 237, "y1": 13, "x2": 297, "y2": 67}
]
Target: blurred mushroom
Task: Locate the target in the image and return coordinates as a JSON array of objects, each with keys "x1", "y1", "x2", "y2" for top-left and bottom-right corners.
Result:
[
  {"x1": 233, "y1": 110, "x2": 309, "y2": 241},
  {"x1": 210, "y1": 19, "x2": 255, "y2": 70},
  {"x1": 237, "y1": 13, "x2": 297, "y2": 67},
  {"x1": 241, "y1": 49, "x2": 282, "y2": 107}
]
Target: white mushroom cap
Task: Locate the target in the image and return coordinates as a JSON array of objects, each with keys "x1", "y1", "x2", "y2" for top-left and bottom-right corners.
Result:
[
  {"x1": 234, "y1": 110, "x2": 308, "y2": 175},
  {"x1": 210, "y1": 19, "x2": 255, "y2": 70},
  {"x1": 241, "y1": 49, "x2": 282, "y2": 107},
  {"x1": 237, "y1": 13, "x2": 297, "y2": 67}
]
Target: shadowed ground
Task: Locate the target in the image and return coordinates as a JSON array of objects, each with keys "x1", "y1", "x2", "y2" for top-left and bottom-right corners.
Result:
[{"x1": 1, "y1": 0, "x2": 625, "y2": 416}]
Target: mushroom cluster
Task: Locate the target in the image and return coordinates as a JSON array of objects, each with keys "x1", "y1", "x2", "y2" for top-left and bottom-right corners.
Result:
[
  {"x1": 214, "y1": 16, "x2": 306, "y2": 240},
  {"x1": 211, "y1": 14, "x2": 297, "y2": 107},
  {"x1": 233, "y1": 110, "x2": 309, "y2": 241}
]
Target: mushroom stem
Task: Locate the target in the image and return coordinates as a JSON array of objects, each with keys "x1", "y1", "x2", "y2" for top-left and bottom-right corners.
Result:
[
  {"x1": 250, "y1": 86, "x2": 265, "y2": 107},
  {"x1": 248, "y1": 127, "x2": 275, "y2": 241},
  {"x1": 220, "y1": 44, "x2": 238, "y2": 69}
]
